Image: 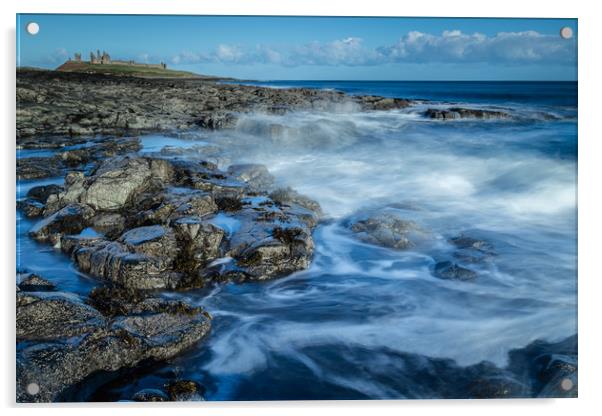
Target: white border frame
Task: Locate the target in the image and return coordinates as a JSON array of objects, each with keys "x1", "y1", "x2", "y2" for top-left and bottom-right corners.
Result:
[{"x1": 3, "y1": 1, "x2": 600, "y2": 415}]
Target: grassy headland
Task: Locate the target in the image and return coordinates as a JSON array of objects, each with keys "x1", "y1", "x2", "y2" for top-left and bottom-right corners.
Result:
[{"x1": 55, "y1": 61, "x2": 217, "y2": 79}]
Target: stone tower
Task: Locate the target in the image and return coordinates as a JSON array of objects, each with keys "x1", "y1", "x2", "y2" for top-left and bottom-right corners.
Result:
[{"x1": 101, "y1": 51, "x2": 111, "y2": 64}]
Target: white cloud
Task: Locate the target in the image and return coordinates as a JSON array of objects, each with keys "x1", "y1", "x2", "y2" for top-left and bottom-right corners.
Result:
[
  {"x1": 170, "y1": 51, "x2": 209, "y2": 65},
  {"x1": 380, "y1": 30, "x2": 575, "y2": 64},
  {"x1": 215, "y1": 44, "x2": 245, "y2": 63},
  {"x1": 169, "y1": 30, "x2": 575, "y2": 68},
  {"x1": 277, "y1": 37, "x2": 385, "y2": 67}
]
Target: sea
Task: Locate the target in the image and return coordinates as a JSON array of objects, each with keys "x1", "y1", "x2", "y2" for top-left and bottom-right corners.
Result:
[{"x1": 17, "y1": 80, "x2": 578, "y2": 400}]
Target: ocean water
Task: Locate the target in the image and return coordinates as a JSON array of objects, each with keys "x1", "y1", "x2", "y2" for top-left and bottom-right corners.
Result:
[{"x1": 17, "y1": 81, "x2": 577, "y2": 400}]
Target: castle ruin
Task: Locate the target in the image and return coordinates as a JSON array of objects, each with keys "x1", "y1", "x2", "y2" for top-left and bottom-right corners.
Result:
[{"x1": 69, "y1": 50, "x2": 167, "y2": 70}]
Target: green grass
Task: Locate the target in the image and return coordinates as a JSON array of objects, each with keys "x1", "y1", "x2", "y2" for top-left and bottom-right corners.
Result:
[{"x1": 57, "y1": 61, "x2": 206, "y2": 79}]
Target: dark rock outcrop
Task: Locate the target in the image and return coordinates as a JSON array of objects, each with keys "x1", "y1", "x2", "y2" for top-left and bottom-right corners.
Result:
[
  {"x1": 17, "y1": 273, "x2": 56, "y2": 291},
  {"x1": 449, "y1": 234, "x2": 496, "y2": 264},
  {"x1": 130, "y1": 380, "x2": 205, "y2": 402},
  {"x1": 27, "y1": 184, "x2": 64, "y2": 203},
  {"x1": 17, "y1": 199, "x2": 45, "y2": 218},
  {"x1": 17, "y1": 291, "x2": 106, "y2": 340},
  {"x1": 17, "y1": 157, "x2": 62, "y2": 180},
  {"x1": 16, "y1": 286, "x2": 211, "y2": 402},
  {"x1": 433, "y1": 261, "x2": 477, "y2": 281},
  {"x1": 17, "y1": 137, "x2": 142, "y2": 180},
  {"x1": 27, "y1": 155, "x2": 320, "y2": 290},
  {"x1": 29, "y1": 203, "x2": 95, "y2": 245},
  {"x1": 131, "y1": 389, "x2": 169, "y2": 402},
  {"x1": 349, "y1": 211, "x2": 425, "y2": 250},
  {"x1": 17, "y1": 69, "x2": 414, "y2": 139},
  {"x1": 165, "y1": 380, "x2": 205, "y2": 401},
  {"x1": 425, "y1": 107, "x2": 511, "y2": 120},
  {"x1": 227, "y1": 164, "x2": 275, "y2": 192}
]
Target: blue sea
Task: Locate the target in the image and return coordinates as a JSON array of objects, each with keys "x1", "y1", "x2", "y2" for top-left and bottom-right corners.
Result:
[{"x1": 17, "y1": 81, "x2": 577, "y2": 400}]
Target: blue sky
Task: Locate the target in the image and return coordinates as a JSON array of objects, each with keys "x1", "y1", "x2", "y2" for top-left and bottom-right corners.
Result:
[{"x1": 17, "y1": 14, "x2": 577, "y2": 80}]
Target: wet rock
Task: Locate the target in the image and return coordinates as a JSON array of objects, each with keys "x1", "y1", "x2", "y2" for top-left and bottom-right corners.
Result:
[
  {"x1": 17, "y1": 273, "x2": 56, "y2": 292},
  {"x1": 60, "y1": 228, "x2": 105, "y2": 255},
  {"x1": 112, "y1": 312, "x2": 209, "y2": 351},
  {"x1": 227, "y1": 164, "x2": 275, "y2": 192},
  {"x1": 165, "y1": 380, "x2": 205, "y2": 401},
  {"x1": 449, "y1": 235, "x2": 494, "y2": 252},
  {"x1": 17, "y1": 157, "x2": 62, "y2": 180},
  {"x1": 17, "y1": 291, "x2": 106, "y2": 340},
  {"x1": 16, "y1": 289, "x2": 211, "y2": 402},
  {"x1": 172, "y1": 217, "x2": 225, "y2": 271},
  {"x1": 17, "y1": 135, "x2": 87, "y2": 150},
  {"x1": 197, "y1": 257, "x2": 249, "y2": 285},
  {"x1": 170, "y1": 159, "x2": 244, "y2": 198},
  {"x1": 235, "y1": 234, "x2": 311, "y2": 280},
  {"x1": 90, "y1": 213, "x2": 126, "y2": 239},
  {"x1": 44, "y1": 157, "x2": 173, "y2": 213},
  {"x1": 57, "y1": 148, "x2": 91, "y2": 167},
  {"x1": 449, "y1": 234, "x2": 496, "y2": 264},
  {"x1": 29, "y1": 203, "x2": 95, "y2": 245},
  {"x1": 467, "y1": 376, "x2": 528, "y2": 398},
  {"x1": 86, "y1": 286, "x2": 147, "y2": 317},
  {"x1": 533, "y1": 354, "x2": 578, "y2": 397},
  {"x1": 433, "y1": 261, "x2": 477, "y2": 281},
  {"x1": 45, "y1": 172, "x2": 87, "y2": 214},
  {"x1": 507, "y1": 334, "x2": 578, "y2": 398},
  {"x1": 17, "y1": 138, "x2": 142, "y2": 180},
  {"x1": 82, "y1": 157, "x2": 172, "y2": 211},
  {"x1": 350, "y1": 212, "x2": 423, "y2": 250},
  {"x1": 131, "y1": 188, "x2": 217, "y2": 227},
  {"x1": 131, "y1": 389, "x2": 169, "y2": 402},
  {"x1": 215, "y1": 196, "x2": 245, "y2": 212},
  {"x1": 197, "y1": 111, "x2": 237, "y2": 130},
  {"x1": 367, "y1": 97, "x2": 412, "y2": 110},
  {"x1": 269, "y1": 187, "x2": 322, "y2": 218},
  {"x1": 73, "y1": 240, "x2": 181, "y2": 290},
  {"x1": 120, "y1": 225, "x2": 179, "y2": 262},
  {"x1": 26, "y1": 184, "x2": 64, "y2": 202},
  {"x1": 17, "y1": 69, "x2": 416, "y2": 138},
  {"x1": 87, "y1": 286, "x2": 204, "y2": 318},
  {"x1": 359, "y1": 95, "x2": 412, "y2": 110},
  {"x1": 96, "y1": 137, "x2": 142, "y2": 157},
  {"x1": 169, "y1": 190, "x2": 217, "y2": 220},
  {"x1": 54, "y1": 137, "x2": 141, "y2": 170},
  {"x1": 17, "y1": 199, "x2": 45, "y2": 218},
  {"x1": 124, "y1": 379, "x2": 205, "y2": 402},
  {"x1": 227, "y1": 203, "x2": 315, "y2": 280},
  {"x1": 26, "y1": 155, "x2": 320, "y2": 289},
  {"x1": 425, "y1": 107, "x2": 511, "y2": 120}
]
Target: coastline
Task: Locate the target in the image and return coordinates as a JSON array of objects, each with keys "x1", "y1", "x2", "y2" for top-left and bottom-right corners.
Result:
[
  {"x1": 15, "y1": 71, "x2": 577, "y2": 402},
  {"x1": 16, "y1": 69, "x2": 412, "y2": 139}
]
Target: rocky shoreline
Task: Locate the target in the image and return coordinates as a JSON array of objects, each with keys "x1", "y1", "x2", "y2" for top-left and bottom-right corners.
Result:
[
  {"x1": 16, "y1": 69, "x2": 412, "y2": 138},
  {"x1": 17, "y1": 133, "x2": 324, "y2": 401},
  {"x1": 16, "y1": 68, "x2": 526, "y2": 140},
  {"x1": 16, "y1": 70, "x2": 575, "y2": 402}
]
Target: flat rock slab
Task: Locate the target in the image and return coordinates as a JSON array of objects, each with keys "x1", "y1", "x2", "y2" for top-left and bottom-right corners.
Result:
[{"x1": 16, "y1": 286, "x2": 211, "y2": 403}]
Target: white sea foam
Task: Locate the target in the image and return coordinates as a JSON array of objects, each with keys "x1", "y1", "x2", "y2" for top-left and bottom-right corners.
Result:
[{"x1": 138, "y1": 107, "x2": 576, "y2": 383}]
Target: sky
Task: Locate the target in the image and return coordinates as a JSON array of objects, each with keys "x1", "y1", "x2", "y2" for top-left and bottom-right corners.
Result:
[{"x1": 16, "y1": 14, "x2": 578, "y2": 81}]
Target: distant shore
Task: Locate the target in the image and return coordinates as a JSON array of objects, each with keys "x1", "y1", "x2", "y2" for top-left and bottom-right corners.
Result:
[{"x1": 16, "y1": 68, "x2": 412, "y2": 139}]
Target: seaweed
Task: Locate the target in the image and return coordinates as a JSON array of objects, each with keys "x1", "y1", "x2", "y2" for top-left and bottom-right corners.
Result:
[{"x1": 272, "y1": 226, "x2": 303, "y2": 245}]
